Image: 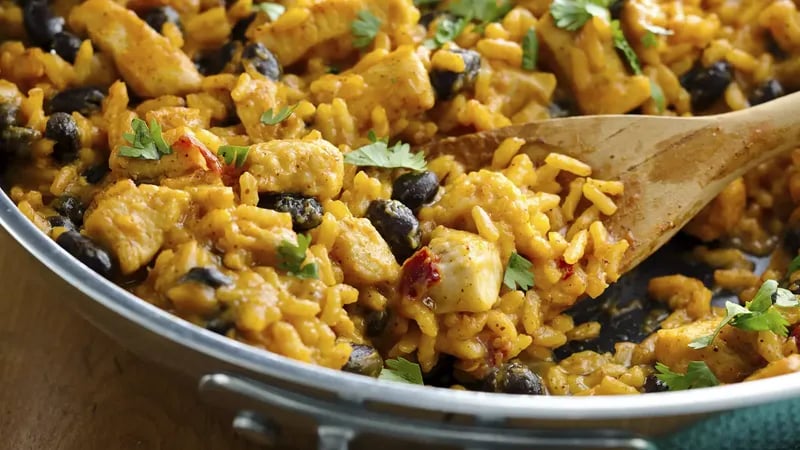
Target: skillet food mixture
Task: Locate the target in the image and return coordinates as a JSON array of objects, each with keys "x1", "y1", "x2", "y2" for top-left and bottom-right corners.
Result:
[{"x1": 5, "y1": 0, "x2": 800, "y2": 395}]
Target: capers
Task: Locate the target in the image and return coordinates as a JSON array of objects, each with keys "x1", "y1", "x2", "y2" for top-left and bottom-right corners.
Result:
[
  {"x1": 48, "y1": 87, "x2": 105, "y2": 116},
  {"x1": 258, "y1": 193, "x2": 323, "y2": 231},
  {"x1": 365, "y1": 199, "x2": 421, "y2": 263},
  {"x1": 482, "y1": 361, "x2": 547, "y2": 395},
  {"x1": 341, "y1": 344, "x2": 384, "y2": 378},
  {"x1": 45, "y1": 112, "x2": 81, "y2": 163},
  {"x1": 679, "y1": 61, "x2": 733, "y2": 111},
  {"x1": 391, "y1": 171, "x2": 439, "y2": 211},
  {"x1": 51, "y1": 195, "x2": 85, "y2": 226},
  {"x1": 179, "y1": 266, "x2": 233, "y2": 288},
  {"x1": 429, "y1": 48, "x2": 481, "y2": 100},
  {"x1": 55, "y1": 230, "x2": 114, "y2": 278},
  {"x1": 241, "y1": 43, "x2": 282, "y2": 81}
]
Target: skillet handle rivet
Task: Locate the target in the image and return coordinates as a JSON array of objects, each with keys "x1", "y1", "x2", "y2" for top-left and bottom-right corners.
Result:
[{"x1": 232, "y1": 410, "x2": 278, "y2": 447}]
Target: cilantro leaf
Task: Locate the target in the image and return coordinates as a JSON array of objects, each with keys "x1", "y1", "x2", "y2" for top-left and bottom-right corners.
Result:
[
  {"x1": 731, "y1": 307, "x2": 789, "y2": 336},
  {"x1": 351, "y1": 10, "x2": 381, "y2": 49},
  {"x1": 344, "y1": 132, "x2": 427, "y2": 171},
  {"x1": 650, "y1": 79, "x2": 666, "y2": 112},
  {"x1": 549, "y1": 0, "x2": 612, "y2": 31},
  {"x1": 260, "y1": 104, "x2": 298, "y2": 125},
  {"x1": 788, "y1": 255, "x2": 800, "y2": 277},
  {"x1": 446, "y1": 0, "x2": 512, "y2": 34},
  {"x1": 611, "y1": 19, "x2": 641, "y2": 74},
  {"x1": 424, "y1": 15, "x2": 469, "y2": 49},
  {"x1": 689, "y1": 301, "x2": 747, "y2": 349},
  {"x1": 503, "y1": 252, "x2": 534, "y2": 291},
  {"x1": 378, "y1": 357, "x2": 424, "y2": 384},
  {"x1": 521, "y1": 28, "x2": 538, "y2": 71},
  {"x1": 218, "y1": 145, "x2": 250, "y2": 168},
  {"x1": 277, "y1": 234, "x2": 319, "y2": 279},
  {"x1": 747, "y1": 279, "x2": 778, "y2": 312},
  {"x1": 654, "y1": 361, "x2": 720, "y2": 391},
  {"x1": 118, "y1": 118, "x2": 172, "y2": 160},
  {"x1": 642, "y1": 31, "x2": 658, "y2": 48},
  {"x1": 253, "y1": 2, "x2": 285, "y2": 21}
]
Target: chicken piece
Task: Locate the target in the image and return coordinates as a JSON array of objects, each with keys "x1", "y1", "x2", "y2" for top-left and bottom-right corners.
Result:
[
  {"x1": 330, "y1": 217, "x2": 399, "y2": 285},
  {"x1": 426, "y1": 227, "x2": 503, "y2": 314},
  {"x1": 230, "y1": 73, "x2": 278, "y2": 142},
  {"x1": 69, "y1": 0, "x2": 202, "y2": 98},
  {"x1": 745, "y1": 355, "x2": 800, "y2": 381},
  {"x1": 84, "y1": 180, "x2": 192, "y2": 274},
  {"x1": 537, "y1": 14, "x2": 651, "y2": 114},
  {"x1": 145, "y1": 107, "x2": 211, "y2": 131},
  {"x1": 245, "y1": 138, "x2": 344, "y2": 200},
  {"x1": 654, "y1": 319, "x2": 762, "y2": 383},
  {"x1": 249, "y1": 0, "x2": 364, "y2": 66}
]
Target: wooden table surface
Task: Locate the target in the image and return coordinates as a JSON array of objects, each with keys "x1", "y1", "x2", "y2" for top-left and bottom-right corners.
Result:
[{"x1": 0, "y1": 228, "x2": 260, "y2": 450}]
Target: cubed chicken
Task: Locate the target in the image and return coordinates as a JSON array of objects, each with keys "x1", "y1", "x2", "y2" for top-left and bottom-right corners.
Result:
[
  {"x1": 84, "y1": 180, "x2": 192, "y2": 274},
  {"x1": 230, "y1": 73, "x2": 279, "y2": 142},
  {"x1": 69, "y1": 0, "x2": 202, "y2": 98},
  {"x1": 245, "y1": 138, "x2": 344, "y2": 200},
  {"x1": 745, "y1": 355, "x2": 800, "y2": 381},
  {"x1": 145, "y1": 107, "x2": 210, "y2": 130},
  {"x1": 654, "y1": 319, "x2": 762, "y2": 383},
  {"x1": 330, "y1": 217, "x2": 399, "y2": 285},
  {"x1": 426, "y1": 227, "x2": 503, "y2": 314}
]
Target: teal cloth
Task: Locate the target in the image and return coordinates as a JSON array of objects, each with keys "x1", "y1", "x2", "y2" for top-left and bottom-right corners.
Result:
[{"x1": 654, "y1": 398, "x2": 800, "y2": 450}]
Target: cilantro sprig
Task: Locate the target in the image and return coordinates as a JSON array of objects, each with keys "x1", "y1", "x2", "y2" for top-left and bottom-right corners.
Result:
[
  {"x1": 277, "y1": 234, "x2": 319, "y2": 279},
  {"x1": 344, "y1": 130, "x2": 427, "y2": 171},
  {"x1": 549, "y1": 0, "x2": 613, "y2": 31},
  {"x1": 253, "y1": 2, "x2": 285, "y2": 21},
  {"x1": 118, "y1": 118, "x2": 172, "y2": 160},
  {"x1": 351, "y1": 10, "x2": 381, "y2": 49},
  {"x1": 218, "y1": 145, "x2": 250, "y2": 168},
  {"x1": 690, "y1": 280, "x2": 798, "y2": 349},
  {"x1": 654, "y1": 361, "x2": 720, "y2": 391},
  {"x1": 260, "y1": 104, "x2": 297, "y2": 125},
  {"x1": 611, "y1": 20, "x2": 641, "y2": 74},
  {"x1": 503, "y1": 252, "x2": 534, "y2": 291},
  {"x1": 521, "y1": 28, "x2": 538, "y2": 71},
  {"x1": 425, "y1": 0, "x2": 513, "y2": 48},
  {"x1": 424, "y1": 15, "x2": 469, "y2": 49},
  {"x1": 378, "y1": 357, "x2": 424, "y2": 384}
]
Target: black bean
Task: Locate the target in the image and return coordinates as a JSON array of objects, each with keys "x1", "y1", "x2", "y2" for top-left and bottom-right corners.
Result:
[
  {"x1": 231, "y1": 14, "x2": 255, "y2": 42},
  {"x1": 258, "y1": 193, "x2": 323, "y2": 231},
  {"x1": 48, "y1": 87, "x2": 105, "y2": 115},
  {"x1": 51, "y1": 195, "x2": 85, "y2": 226},
  {"x1": 391, "y1": 171, "x2": 439, "y2": 211},
  {"x1": 766, "y1": 33, "x2": 788, "y2": 60},
  {"x1": 679, "y1": 61, "x2": 733, "y2": 111},
  {"x1": 0, "y1": 103, "x2": 19, "y2": 130},
  {"x1": 81, "y1": 162, "x2": 109, "y2": 184},
  {"x1": 609, "y1": 0, "x2": 625, "y2": 20},
  {"x1": 142, "y1": 6, "x2": 182, "y2": 34},
  {"x1": 22, "y1": 0, "x2": 64, "y2": 48},
  {"x1": 364, "y1": 309, "x2": 390, "y2": 337},
  {"x1": 482, "y1": 361, "x2": 546, "y2": 395},
  {"x1": 749, "y1": 79, "x2": 784, "y2": 106},
  {"x1": 341, "y1": 344, "x2": 383, "y2": 378},
  {"x1": 56, "y1": 230, "x2": 114, "y2": 278},
  {"x1": 1, "y1": 126, "x2": 40, "y2": 158},
  {"x1": 365, "y1": 199, "x2": 421, "y2": 263},
  {"x1": 419, "y1": 11, "x2": 440, "y2": 28},
  {"x1": 195, "y1": 41, "x2": 239, "y2": 76},
  {"x1": 205, "y1": 316, "x2": 234, "y2": 335},
  {"x1": 179, "y1": 266, "x2": 233, "y2": 288},
  {"x1": 241, "y1": 43, "x2": 282, "y2": 81},
  {"x1": 549, "y1": 99, "x2": 577, "y2": 118},
  {"x1": 429, "y1": 48, "x2": 481, "y2": 100},
  {"x1": 783, "y1": 226, "x2": 800, "y2": 255},
  {"x1": 51, "y1": 31, "x2": 82, "y2": 64},
  {"x1": 643, "y1": 374, "x2": 669, "y2": 393},
  {"x1": 45, "y1": 112, "x2": 80, "y2": 163},
  {"x1": 47, "y1": 215, "x2": 75, "y2": 230}
]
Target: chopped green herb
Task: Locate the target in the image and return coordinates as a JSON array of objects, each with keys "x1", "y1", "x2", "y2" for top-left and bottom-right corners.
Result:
[
  {"x1": 689, "y1": 280, "x2": 797, "y2": 349},
  {"x1": 549, "y1": 0, "x2": 613, "y2": 31},
  {"x1": 503, "y1": 252, "x2": 534, "y2": 291},
  {"x1": 611, "y1": 19, "x2": 641, "y2": 74},
  {"x1": 447, "y1": 0, "x2": 513, "y2": 34},
  {"x1": 218, "y1": 145, "x2": 250, "y2": 168},
  {"x1": 118, "y1": 118, "x2": 172, "y2": 160},
  {"x1": 378, "y1": 357, "x2": 424, "y2": 384},
  {"x1": 260, "y1": 104, "x2": 298, "y2": 125},
  {"x1": 788, "y1": 255, "x2": 800, "y2": 277},
  {"x1": 424, "y1": 16, "x2": 469, "y2": 49},
  {"x1": 642, "y1": 31, "x2": 658, "y2": 48},
  {"x1": 351, "y1": 10, "x2": 381, "y2": 49},
  {"x1": 344, "y1": 132, "x2": 427, "y2": 171},
  {"x1": 413, "y1": 0, "x2": 440, "y2": 6},
  {"x1": 521, "y1": 28, "x2": 539, "y2": 71},
  {"x1": 253, "y1": 2, "x2": 286, "y2": 21},
  {"x1": 654, "y1": 361, "x2": 720, "y2": 391},
  {"x1": 650, "y1": 79, "x2": 666, "y2": 112},
  {"x1": 277, "y1": 234, "x2": 319, "y2": 279}
]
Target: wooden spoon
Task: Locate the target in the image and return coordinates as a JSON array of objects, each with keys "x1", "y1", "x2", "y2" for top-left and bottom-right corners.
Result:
[{"x1": 421, "y1": 92, "x2": 800, "y2": 274}]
